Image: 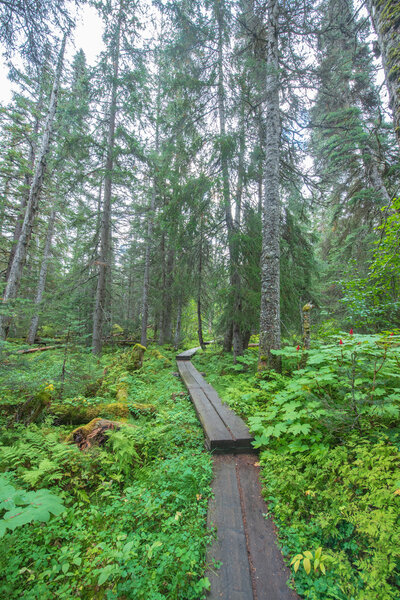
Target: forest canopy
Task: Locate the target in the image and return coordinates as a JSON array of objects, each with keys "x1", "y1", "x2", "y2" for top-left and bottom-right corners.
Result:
[{"x1": 0, "y1": 0, "x2": 398, "y2": 355}]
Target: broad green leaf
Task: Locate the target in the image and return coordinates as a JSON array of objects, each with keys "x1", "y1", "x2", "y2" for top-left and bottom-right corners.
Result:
[{"x1": 303, "y1": 557, "x2": 311, "y2": 574}]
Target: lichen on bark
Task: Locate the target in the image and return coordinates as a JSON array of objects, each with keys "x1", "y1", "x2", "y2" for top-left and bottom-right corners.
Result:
[{"x1": 368, "y1": 0, "x2": 400, "y2": 146}]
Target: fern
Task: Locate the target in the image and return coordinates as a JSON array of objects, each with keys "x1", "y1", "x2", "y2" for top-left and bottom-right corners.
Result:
[
  {"x1": 0, "y1": 426, "x2": 77, "y2": 488},
  {"x1": 106, "y1": 429, "x2": 141, "y2": 476},
  {"x1": 22, "y1": 459, "x2": 62, "y2": 486}
]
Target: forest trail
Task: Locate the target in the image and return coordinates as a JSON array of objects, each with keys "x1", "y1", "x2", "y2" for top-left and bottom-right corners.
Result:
[{"x1": 176, "y1": 349, "x2": 299, "y2": 600}]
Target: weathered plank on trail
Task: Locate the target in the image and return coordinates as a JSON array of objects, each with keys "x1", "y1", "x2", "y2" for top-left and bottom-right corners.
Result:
[
  {"x1": 177, "y1": 362, "x2": 233, "y2": 451},
  {"x1": 235, "y1": 454, "x2": 300, "y2": 600},
  {"x1": 206, "y1": 455, "x2": 254, "y2": 600},
  {"x1": 176, "y1": 347, "x2": 299, "y2": 599},
  {"x1": 189, "y1": 387, "x2": 235, "y2": 452},
  {"x1": 177, "y1": 361, "x2": 202, "y2": 389},
  {"x1": 187, "y1": 365, "x2": 254, "y2": 450},
  {"x1": 176, "y1": 347, "x2": 201, "y2": 361}
]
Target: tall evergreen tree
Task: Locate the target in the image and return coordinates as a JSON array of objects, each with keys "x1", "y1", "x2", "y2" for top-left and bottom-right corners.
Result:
[
  {"x1": 0, "y1": 35, "x2": 67, "y2": 339},
  {"x1": 92, "y1": 4, "x2": 123, "y2": 354},
  {"x1": 259, "y1": 0, "x2": 281, "y2": 371}
]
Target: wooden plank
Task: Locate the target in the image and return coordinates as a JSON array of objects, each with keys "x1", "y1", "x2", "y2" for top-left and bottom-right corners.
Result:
[
  {"x1": 177, "y1": 348, "x2": 298, "y2": 599},
  {"x1": 177, "y1": 361, "x2": 202, "y2": 388},
  {"x1": 235, "y1": 454, "x2": 300, "y2": 600},
  {"x1": 188, "y1": 386, "x2": 234, "y2": 451},
  {"x1": 185, "y1": 364, "x2": 255, "y2": 451},
  {"x1": 178, "y1": 362, "x2": 234, "y2": 449},
  {"x1": 207, "y1": 393, "x2": 254, "y2": 449},
  {"x1": 206, "y1": 455, "x2": 254, "y2": 600},
  {"x1": 176, "y1": 347, "x2": 201, "y2": 361}
]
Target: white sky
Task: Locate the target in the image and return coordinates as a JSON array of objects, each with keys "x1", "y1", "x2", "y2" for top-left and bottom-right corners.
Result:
[{"x1": 0, "y1": 4, "x2": 104, "y2": 105}]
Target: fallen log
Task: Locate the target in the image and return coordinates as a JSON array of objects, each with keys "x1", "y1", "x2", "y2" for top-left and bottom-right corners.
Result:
[{"x1": 17, "y1": 345, "x2": 64, "y2": 354}]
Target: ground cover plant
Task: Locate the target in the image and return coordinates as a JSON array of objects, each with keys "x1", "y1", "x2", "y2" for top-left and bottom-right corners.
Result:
[
  {"x1": 193, "y1": 333, "x2": 400, "y2": 600},
  {"x1": 0, "y1": 344, "x2": 213, "y2": 599}
]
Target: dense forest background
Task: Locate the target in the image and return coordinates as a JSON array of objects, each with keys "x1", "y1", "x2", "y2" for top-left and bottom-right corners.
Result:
[{"x1": 0, "y1": 0, "x2": 398, "y2": 359}]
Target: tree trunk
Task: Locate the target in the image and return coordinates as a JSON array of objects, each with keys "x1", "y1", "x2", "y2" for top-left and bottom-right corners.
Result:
[
  {"x1": 127, "y1": 257, "x2": 135, "y2": 324},
  {"x1": 141, "y1": 184, "x2": 156, "y2": 346},
  {"x1": 158, "y1": 233, "x2": 166, "y2": 345},
  {"x1": 6, "y1": 86, "x2": 44, "y2": 282},
  {"x1": 92, "y1": 11, "x2": 122, "y2": 354},
  {"x1": 197, "y1": 224, "x2": 206, "y2": 351},
  {"x1": 363, "y1": 145, "x2": 392, "y2": 205},
  {"x1": 367, "y1": 0, "x2": 400, "y2": 147},
  {"x1": 0, "y1": 35, "x2": 67, "y2": 340},
  {"x1": 257, "y1": 107, "x2": 265, "y2": 217},
  {"x1": 141, "y1": 74, "x2": 161, "y2": 347},
  {"x1": 27, "y1": 208, "x2": 56, "y2": 344},
  {"x1": 216, "y1": 0, "x2": 241, "y2": 358},
  {"x1": 259, "y1": 0, "x2": 281, "y2": 372},
  {"x1": 174, "y1": 297, "x2": 182, "y2": 349},
  {"x1": 197, "y1": 296, "x2": 205, "y2": 351},
  {"x1": 161, "y1": 247, "x2": 174, "y2": 344},
  {"x1": 302, "y1": 303, "x2": 313, "y2": 350},
  {"x1": 232, "y1": 90, "x2": 246, "y2": 361},
  {"x1": 223, "y1": 323, "x2": 233, "y2": 352}
]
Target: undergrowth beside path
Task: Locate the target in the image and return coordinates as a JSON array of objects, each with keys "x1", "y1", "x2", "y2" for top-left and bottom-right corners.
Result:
[
  {"x1": 0, "y1": 345, "x2": 213, "y2": 600},
  {"x1": 193, "y1": 333, "x2": 400, "y2": 600}
]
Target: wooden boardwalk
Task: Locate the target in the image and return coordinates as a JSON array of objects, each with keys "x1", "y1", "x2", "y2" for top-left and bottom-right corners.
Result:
[
  {"x1": 177, "y1": 359, "x2": 254, "y2": 452},
  {"x1": 176, "y1": 348, "x2": 299, "y2": 600}
]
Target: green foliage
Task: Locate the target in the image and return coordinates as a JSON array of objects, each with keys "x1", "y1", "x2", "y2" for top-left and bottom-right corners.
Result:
[
  {"x1": 194, "y1": 339, "x2": 400, "y2": 599},
  {"x1": 0, "y1": 342, "x2": 103, "y2": 408},
  {"x1": 0, "y1": 476, "x2": 65, "y2": 537},
  {"x1": 260, "y1": 438, "x2": 400, "y2": 600},
  {"x1": 290, "y1": 547, "x2": 329, "y2": 576},
  {"x1": 339, "y1": 200, "x2": 400, "y2": 330},
  {"x1": 0, "y1": 345, "x2": 213, "y2": 599},
  {"x1": 250, "y1": 333, "x2": 400, "y2": 449}
]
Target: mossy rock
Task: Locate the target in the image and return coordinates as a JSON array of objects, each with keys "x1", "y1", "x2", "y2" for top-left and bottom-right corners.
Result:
[
  {"x1": 13, "y1": 389, "x2": 52, "y2": 424},
  {"x1": 128, "y1": 402, "x2": 157, "y2": 418},
  {"x1": 50, "y1": 402, "x2": 101, "y2": 424}
]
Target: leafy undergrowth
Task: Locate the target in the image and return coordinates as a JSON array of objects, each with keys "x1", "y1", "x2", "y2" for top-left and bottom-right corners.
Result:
[
  {"x1": 193, "y1": 333, "x2": 400, "y2": 600},
  {"x1": 0, "y1": 345, "x2": 213, "y2": 600}
]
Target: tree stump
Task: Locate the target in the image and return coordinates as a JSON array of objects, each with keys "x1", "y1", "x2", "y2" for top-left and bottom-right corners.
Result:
[{"x1": 67, "y1": 418, "x2": 120, "y2": 450}]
